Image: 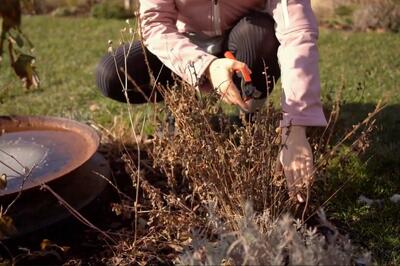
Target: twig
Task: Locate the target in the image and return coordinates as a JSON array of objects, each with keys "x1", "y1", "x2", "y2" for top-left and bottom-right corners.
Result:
[
  {"x1": 40, "y1": 183, "x2": 117, "y2": 245},
  {"x1": 132, "y1": 118, "x2": 146, "y2": 246},
  {"x1": 3, "y1": 150, "x2": 47, "y2": 215},
  {"x1": 0, "y1": 148, "x2": 27, "y2": 171},
  {"x1": 0, "y1": 240, "x2": 14, "y2": 262},
  {"x1": 93, "y1": 171, "x2": 133, "y2": 202}
]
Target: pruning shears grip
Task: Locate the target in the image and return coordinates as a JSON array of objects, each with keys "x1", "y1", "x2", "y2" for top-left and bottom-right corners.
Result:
[
  {"x1": 224, "y1": 51, "x2": 252, "y2": 83},
  {"x1": 224, "y1": 51, "x2": 262, "y2": 100}
]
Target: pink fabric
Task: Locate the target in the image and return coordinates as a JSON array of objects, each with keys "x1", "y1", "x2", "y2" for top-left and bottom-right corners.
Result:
[{"x1": 139, "y1": 0, "x2": 327, "y2": 127}]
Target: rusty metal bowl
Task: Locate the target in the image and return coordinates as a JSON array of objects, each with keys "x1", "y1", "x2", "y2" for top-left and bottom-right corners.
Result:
[
  {"x1": 0, "y1": 115, "x2": 110, "y2": 240},
  {"x1": 0, "y1": 115, "x2": 100, "y2": 197},
  {"x1": 1, "y1": 153, "x2": 110, "y2": 240}
]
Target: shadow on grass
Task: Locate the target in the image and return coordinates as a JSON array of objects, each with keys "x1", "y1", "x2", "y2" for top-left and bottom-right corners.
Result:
[
  {"x1": 322, "y1": 102, "x2": 400, "y2": 264},
  {"x1": 336, "y1": 103, "x2": 400, "y2": 177}
]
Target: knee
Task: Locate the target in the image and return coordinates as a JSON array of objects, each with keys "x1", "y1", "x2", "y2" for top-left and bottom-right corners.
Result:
[
  {"x1": 239, "y1": 12, "x2": 279, "y2": 50},
  {"x1": 95, "y1": 53, "x2": 120, "y2": 99},
  {"x1": 244, "y1": 12, "x2": 276, "y2": 30}
]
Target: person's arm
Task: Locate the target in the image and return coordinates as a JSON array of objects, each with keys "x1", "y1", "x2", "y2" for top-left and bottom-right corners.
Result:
[
  {"x1": 270, "y1": 0, "x2": 327, "y2": 201},
  {"x1": 139, "y1": 0, "x2": 216, "y2": 86},
  {"x1": 271, "y1": 0, "x2": 327, "y2": 127},
  {"x1": 140, "y1": 0, "x2": 250, "y2": 110}
]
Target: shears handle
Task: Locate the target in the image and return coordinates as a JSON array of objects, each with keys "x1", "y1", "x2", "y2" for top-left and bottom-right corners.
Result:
[{"x1": 224, "y1": 51, "x2": 252, "y2": 83}]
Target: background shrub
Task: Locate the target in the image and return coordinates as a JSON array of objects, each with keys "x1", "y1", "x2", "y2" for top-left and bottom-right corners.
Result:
[
  {"x1": 24, "y1": 0, "x2": 93, "y2": 14},
  {"x1": 51, "y1": 6, "x2": 79, "y2": 17},
  {"x1": 91, "y1": 1, "x2": 134, "y2": 19},
  {"x1": 353, "y1": 0, "x2": 400, "y2": 32},
  {"x1": 312, "y1": 0, "x2": 400, "y2": 32}
]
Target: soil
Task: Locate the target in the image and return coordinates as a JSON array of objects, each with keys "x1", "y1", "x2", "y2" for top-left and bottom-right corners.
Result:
[{"x1": 0, "y1": 144, "x2": 134, "y2": 265}]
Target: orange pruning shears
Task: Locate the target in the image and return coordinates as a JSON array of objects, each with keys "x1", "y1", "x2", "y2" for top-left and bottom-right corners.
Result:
[{"x1": 224, "y1": 51, "x2": 263, "y2": 101}]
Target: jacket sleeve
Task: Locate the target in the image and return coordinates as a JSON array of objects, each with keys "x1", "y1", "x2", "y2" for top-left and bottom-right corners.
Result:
[
  {"x1": 139, "y1": 0, "x2": 217, "y2": 86},
  {"x1": 270, "y1": 0, "x2": 327, "y2": 127}
]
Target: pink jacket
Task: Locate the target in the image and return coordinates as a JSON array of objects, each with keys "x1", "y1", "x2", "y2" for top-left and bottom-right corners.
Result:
[{"x1": 139, "y1": 0, "x2": 327, "y2": 127}]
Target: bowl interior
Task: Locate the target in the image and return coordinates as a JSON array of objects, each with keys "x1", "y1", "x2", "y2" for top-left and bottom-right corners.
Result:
[{"x1": 0, "y1": 116, "x2": 99, "y2": 196}]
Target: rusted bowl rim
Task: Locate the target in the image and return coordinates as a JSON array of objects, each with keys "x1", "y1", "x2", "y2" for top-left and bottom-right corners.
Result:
[{"x1": 0, "y1": 115, "x2": 100, "y2": 196}]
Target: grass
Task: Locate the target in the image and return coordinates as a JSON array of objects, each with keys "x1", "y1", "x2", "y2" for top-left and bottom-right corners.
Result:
[
  {"x1": 0, "y1": 15, "x2": 153, "y2": 126},
  {"x1": 317, "y1": 30, "x2": 400, "y2": 264},
  {"x1": 1, "y1": 16, "x2": 400, "y2": 264}
]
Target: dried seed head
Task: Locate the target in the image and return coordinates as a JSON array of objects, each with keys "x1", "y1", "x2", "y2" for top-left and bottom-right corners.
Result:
[{"x1": 0, "y1": 173, "x2": 7, "y2": 190}]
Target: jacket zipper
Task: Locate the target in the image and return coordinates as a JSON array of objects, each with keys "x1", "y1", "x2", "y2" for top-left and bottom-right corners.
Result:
[{"x1": 212, "y1": 0, "x2": 222, "y2": 35}]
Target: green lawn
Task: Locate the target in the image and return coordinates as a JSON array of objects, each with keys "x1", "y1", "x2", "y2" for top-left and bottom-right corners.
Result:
[
  {"x1": 1, "y1": 16, "x2": 399, "y2": 264},
  {"x1": 0, "y1": 16, "x2": 153, "y2": 126},
  {"x1": 317, "y1": 29, "x2": 400, "y2": 265}
]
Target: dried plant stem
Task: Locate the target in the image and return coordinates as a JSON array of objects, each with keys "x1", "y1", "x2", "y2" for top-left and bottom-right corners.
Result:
[
  {"x1": 0, "y1": 239, "x2": 13, "y2": 262},
  {"x1": 133, "y1": 118, "x2": 146, "y2": 245},
  {"x1": 40, "y1": 183, "x2": 117, "y2": 245},
  {"x1": 316, "y1": 100, "x2": 384, "y2": 170},
  {"x1": 0, "y1": 148, "x2": 26, "y2": 172},
  {"x1": 3, "y1": 150, "x2": 47, "y2": 215},
  {"x1": 94, "y1": 171, "x2": 132, "y2": 202}
]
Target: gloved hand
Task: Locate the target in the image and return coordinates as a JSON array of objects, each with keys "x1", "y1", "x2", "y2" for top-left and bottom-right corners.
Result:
[
  {"x1": 206, "y1": 58, "x2": 251, "y2": 112},
  {"x1": 278, "y1": 125, "x2": 314, "y2": 203}
]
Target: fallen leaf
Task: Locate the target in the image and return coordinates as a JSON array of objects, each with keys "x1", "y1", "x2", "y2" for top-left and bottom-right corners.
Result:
[
  {"x1": 390, "y1": 194, "x2": 400, "y2": 204},
  {"x1": 0, "y1": 214, "x2": 17, "y2": 238},
  {"x1": 167, "y1": 243, "x2": 183, "y2": 252},
  {"x1": 41, "y1": 239, "x2": 52, "y2": 251},
  {"x1": 89, "y1": 104, "x2": 99, "y2": 112},
  {"x1": 60, "y1": 246, "x2": 71, "y2": 253}
]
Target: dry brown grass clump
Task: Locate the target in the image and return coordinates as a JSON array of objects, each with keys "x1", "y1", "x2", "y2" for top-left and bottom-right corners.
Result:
[
  {"x1": 94, "y1": 22, "x2": 384, "y2": 264},
  {"x1": 152, "y1": 84, "x2": 288, "y2": 229},
  {"x1": 98, "y1": 74, "x2": 382, "y2": 264}
]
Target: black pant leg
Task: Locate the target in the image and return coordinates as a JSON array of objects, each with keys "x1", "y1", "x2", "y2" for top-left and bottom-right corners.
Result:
[
  {"x1": 227, "y1": 12, "x2": 281, "y2": 98},
  {"x1": 95, "y1": 41, "x2": 174, "y2": 104}
]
